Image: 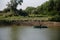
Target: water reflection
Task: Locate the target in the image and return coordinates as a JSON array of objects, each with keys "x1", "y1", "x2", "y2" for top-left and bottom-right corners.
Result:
[
  {"x1": 0, "y1": 27, "x2": 11, "y2": 40},
  {"x1": 0, "y1": 26, "x2": 59, "y2": 40},
  {"x1": 18, "y1": 27, "x2": 59, "y2": 40}
]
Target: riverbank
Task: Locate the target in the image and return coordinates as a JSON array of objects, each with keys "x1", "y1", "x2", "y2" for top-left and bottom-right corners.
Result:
[{"x1": 0, "y1": 20, "x2": 60, "y2": 28}]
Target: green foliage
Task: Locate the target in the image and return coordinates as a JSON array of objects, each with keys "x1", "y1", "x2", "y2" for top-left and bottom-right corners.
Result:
[
  {"x1": 3, "y1": 8, "x2": 10, "y2": 13},
  {"x1": 0, "y1": 0, "x2": 60, "y2": 21},
  {"x1": 49, "y1": 15, "x2": 60, "y2": 22},
  {"x1": 0, "y1": 11, "x2": 3, "y2": 13},
  {"x1": 18, "y1": 9, "x2": 28, "y2": 17},
  {"x1": 31, "y1": 10, "x2": 38, "y2": 14},
  {"x1": 24, "y1": 0, "x2": 60, "y2": 21},
  {"x1": 25, "y1": 7, "x2": 36, "y2": 14}
]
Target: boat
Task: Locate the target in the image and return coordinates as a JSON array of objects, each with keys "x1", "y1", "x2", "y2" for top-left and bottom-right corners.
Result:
[{"x1": 34, "y1": 25, "x2": 48, "y2": 29}]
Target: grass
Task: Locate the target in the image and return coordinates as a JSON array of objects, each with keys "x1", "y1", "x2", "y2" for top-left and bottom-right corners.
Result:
[
  {"x1": 0, "y1": 16, "x2": 50, "y2": 21},
  {"x1": 0, "y1": 12, "x2": 53, "y2": 21}
]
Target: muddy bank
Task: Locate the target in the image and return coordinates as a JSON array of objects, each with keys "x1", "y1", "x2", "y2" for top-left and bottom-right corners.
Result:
[{"x1": 0, "y1": 20, "x2": 60, "y2": 28}]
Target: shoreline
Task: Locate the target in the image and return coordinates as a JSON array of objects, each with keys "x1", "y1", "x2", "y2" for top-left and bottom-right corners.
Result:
[{"x1": 0, "y1": 20, "x2": 60, "y2": 28}]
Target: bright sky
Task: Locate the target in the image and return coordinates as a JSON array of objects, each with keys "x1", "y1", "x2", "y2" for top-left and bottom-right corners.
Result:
[{"x1": 0, "y1": 0, "x2": 48, "y2": 11}]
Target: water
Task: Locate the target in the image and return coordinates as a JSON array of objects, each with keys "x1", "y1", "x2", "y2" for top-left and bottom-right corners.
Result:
[
  {"x1": 0, "y1": 27, "x2": 11, "y2": 40},
  {"x1": 0, "y1": 26, "x2": 60, "y2": 40}
]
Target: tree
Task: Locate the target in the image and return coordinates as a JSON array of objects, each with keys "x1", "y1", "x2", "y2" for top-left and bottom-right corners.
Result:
[
  {"x1": 25, "y1": 7, "x2": 36, "y2": 14},
  {"x1": 36, "y1": 1, "x2": 49, "y2": 15},
  {"x1": 7, "y1": 0, "x2": 23, "y2": 14},
  {"x1": 31, "y1": 10, "x2": 38, "y2": 14},
  {"x1": 18, "y1": 9, "x2": 28, "y2": 16}
]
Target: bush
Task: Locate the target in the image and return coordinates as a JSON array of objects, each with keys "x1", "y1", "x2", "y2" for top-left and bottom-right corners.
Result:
[
  {"x1": 18, "y1": 9, "x2": 28, "y2": 17},
  {"x1": 3, "y1": 8, "x2": 10, "y2": 13},
  {"x1": 49, "y1": 16, "x2": 60, "y2": 22}
]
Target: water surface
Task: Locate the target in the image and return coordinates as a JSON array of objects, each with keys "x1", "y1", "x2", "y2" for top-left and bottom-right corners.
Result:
[{"x1": 0, "y1": 26, "x2": 59, "y2": 40}]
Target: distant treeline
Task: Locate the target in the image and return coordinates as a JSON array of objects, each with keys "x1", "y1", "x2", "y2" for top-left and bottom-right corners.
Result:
[{"x1": 0, "y1": 0, "x2": 60, "y2": 22}]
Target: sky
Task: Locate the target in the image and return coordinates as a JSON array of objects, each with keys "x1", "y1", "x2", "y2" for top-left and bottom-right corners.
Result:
[{"x1": 0, "y1": 0, "x2": 48, "y2": 11}]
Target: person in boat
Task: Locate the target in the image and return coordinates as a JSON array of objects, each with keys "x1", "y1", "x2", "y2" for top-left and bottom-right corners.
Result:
[{"x1": 34, "y1": 24, "x2": 48, "y2": 28}]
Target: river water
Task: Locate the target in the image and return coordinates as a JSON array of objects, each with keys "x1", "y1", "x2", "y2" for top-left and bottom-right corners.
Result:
[{"x1": 0, "y1": 26, "x2": 60, "y2": 40}]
